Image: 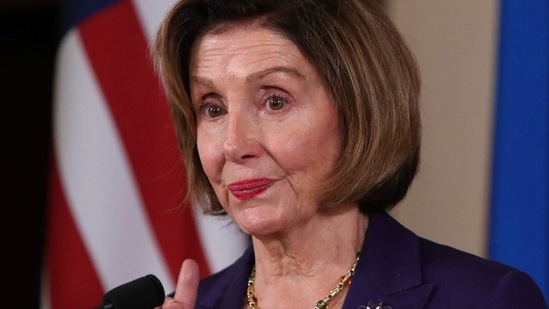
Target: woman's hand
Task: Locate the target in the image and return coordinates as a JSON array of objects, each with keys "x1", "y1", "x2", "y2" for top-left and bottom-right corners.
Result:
[{"x1": 155, "y1": 259, "x2": 200, "y2": 309}]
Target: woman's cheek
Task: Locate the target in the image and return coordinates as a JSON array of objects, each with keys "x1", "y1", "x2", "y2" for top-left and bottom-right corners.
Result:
[{"x1": 197, "y1": 133, "x2": 222, "y2": 176}]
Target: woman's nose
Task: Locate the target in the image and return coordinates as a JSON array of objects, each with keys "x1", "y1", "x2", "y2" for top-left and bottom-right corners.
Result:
[{"x1": 223, "y1": 110, "x2": 262, "y2": 163}]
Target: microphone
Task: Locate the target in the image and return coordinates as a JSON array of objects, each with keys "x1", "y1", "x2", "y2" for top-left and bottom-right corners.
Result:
[{"x1": 95, "y1": 274, "x2": 165, "y2": 309}]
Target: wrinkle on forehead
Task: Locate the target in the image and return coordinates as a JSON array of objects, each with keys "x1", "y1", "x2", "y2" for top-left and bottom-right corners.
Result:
[{"x1": 189, "y1": 26, "x2": 305, "y2": 81}]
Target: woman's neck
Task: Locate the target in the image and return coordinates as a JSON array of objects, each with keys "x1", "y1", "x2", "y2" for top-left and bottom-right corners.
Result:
[{"x1": 249, "y1": 203, "x2": 368, "y2": 308}]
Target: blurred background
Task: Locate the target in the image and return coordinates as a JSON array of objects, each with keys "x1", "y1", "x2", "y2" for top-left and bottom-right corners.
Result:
[
  {"x1": 1, "y1": 0, "x2": 546, "y2": 308},
  {"x1": 1, "y1": 0, "x2": 59, "y2": 308},
  {"x1": 388, "y1": 0, "x2": 498, "y2": 260}
]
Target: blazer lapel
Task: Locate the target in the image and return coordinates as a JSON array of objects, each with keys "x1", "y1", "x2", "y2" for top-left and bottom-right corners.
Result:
[{"x1": 343, "y1": 212, "x2": 433, "y2": 309}]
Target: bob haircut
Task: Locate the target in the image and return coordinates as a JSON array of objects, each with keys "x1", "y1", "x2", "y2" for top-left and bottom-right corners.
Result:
[{"x1": 154, "y1": 0, "x2": 421, "y2": 215}]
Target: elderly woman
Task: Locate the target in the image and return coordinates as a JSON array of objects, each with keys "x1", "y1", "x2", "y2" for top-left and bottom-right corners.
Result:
[{"x1": 154, "y1": 0, "x2": 547, "y2": 308}]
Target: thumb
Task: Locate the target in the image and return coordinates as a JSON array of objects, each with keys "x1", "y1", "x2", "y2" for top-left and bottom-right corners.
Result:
[{"x1": 173, "y1": 259, "x2": 200, "y2": 308}]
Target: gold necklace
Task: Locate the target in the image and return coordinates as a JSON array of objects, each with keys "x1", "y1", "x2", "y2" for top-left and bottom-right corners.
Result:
[{"x1": 246, "y1": 253, "x2": 361, "y2": 309}]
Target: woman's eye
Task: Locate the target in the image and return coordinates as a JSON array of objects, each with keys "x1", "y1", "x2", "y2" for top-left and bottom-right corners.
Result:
[
  {"x1": 202, "y1": 104, "x2": 226, "y2": 118},
  {"x1": 267, "y1": 95, "x2": 287, "y2": 111}
]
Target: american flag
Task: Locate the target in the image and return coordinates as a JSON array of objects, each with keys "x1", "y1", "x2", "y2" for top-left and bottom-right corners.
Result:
[{"x1": 42, "y1": 1, "x2": 247, "y2": 308}]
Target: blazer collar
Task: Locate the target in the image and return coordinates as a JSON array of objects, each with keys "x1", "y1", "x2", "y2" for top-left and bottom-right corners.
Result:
[{"x1": 343, "y1": 212, "x2": 433, "y2": 308}]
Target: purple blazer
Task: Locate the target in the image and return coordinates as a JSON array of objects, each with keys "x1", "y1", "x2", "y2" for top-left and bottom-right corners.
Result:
[{"x1": 196, "y1": 212, "x2": 548, "y2": 308}]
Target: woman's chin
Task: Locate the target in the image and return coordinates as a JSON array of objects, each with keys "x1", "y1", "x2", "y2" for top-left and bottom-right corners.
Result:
[{"x1": 232, "y1": 209, "x2": 290, "y2": 237}]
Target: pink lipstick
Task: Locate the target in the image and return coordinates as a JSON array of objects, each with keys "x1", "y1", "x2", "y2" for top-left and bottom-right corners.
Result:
[{"x1": 227, "y1": 178, "x2": 275, "y2": 200}]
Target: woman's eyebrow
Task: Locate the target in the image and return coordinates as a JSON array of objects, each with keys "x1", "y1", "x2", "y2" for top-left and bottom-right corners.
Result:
[
  {"x1": 189, "y1": 75, "x2": 215, "y2": 87},
  {"x1": 246, "y1": 66, "x2": 305, "y2": 83},
  {"x1": 189, "y1": 66, "x2": 305, "y2": 85}
]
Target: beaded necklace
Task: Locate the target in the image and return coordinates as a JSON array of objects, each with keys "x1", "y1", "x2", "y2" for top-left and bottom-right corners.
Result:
[{"x1": 246, "y1": 253, "x2": 361, "y2": 309}]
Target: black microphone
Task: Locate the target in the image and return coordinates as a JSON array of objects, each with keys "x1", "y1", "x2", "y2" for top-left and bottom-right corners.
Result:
[{"x1": 95, "y1": 274, "x2": 165, "y2": 309}]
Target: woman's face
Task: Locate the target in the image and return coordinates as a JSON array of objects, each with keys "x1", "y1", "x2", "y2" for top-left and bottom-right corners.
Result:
[{"x1": 190, "y1": 25, "x2": 343, "y2": 236}]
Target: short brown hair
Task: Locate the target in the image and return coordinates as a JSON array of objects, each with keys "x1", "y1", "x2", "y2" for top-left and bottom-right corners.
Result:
[{"x1": 154, "y1": 0, "x2": 421, "y2": 214}]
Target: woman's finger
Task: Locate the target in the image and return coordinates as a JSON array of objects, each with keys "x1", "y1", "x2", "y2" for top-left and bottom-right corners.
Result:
[{"x1": 173, "y1": 259, "x2": 200, "y2": 308}]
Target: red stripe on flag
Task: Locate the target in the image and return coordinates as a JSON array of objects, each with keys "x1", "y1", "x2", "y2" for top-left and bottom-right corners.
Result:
[
  {"x1": 46, "y1": 157, "x2": 104, "y2": 308},
  {"x1": 77, "y1": 0, "x2": 210, "y2": 279}
]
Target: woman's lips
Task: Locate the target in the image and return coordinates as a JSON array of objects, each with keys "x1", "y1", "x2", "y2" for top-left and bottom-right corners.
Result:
[{"x1": 227, "y1": 178, "x2": 275, "y2": 200}]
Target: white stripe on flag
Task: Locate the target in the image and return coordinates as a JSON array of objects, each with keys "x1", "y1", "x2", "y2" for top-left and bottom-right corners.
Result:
[
  {"x1": 53, "y1": 30, "x2": 174, "y2": 291},
  {"x1": 132, "y1": 0, "x2": 178, "y2": 42},
  {"x1": 194, "y1": 214, "x2": 249, "y2": 272}
]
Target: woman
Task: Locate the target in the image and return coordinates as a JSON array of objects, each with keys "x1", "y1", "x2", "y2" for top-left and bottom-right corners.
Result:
[{"x1": 154, "y1": 0, "x2": 547, "y2": 308}]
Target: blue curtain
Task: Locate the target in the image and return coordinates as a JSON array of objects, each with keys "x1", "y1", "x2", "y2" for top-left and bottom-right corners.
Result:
[{"x1": 489, "y1": 0, "x2": 549, "y2": 300}]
